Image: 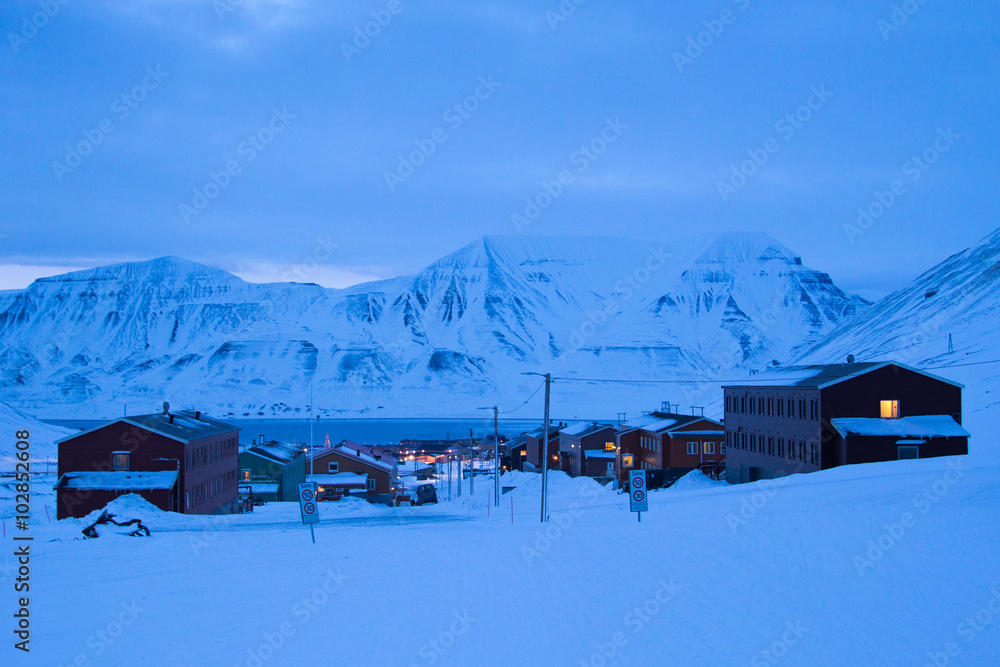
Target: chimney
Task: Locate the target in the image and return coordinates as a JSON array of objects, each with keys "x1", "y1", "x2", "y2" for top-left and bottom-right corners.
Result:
[
  {"x1": 195, "y1": 411, "x2": 201, "y2": 420},
  {"x1": 169, "y1": 414, "x2": 175, "y2": 424}
]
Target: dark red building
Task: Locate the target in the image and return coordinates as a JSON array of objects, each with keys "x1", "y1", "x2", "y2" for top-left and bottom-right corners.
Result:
[
  {"x1": 557, "y1": 423, "x2": 618, "y2": 477},
  {"x1": 56, "y1": 410, "x2": 240, "y2": 519},
  {"x1": 525, "y1": 423, "x2": 564, "y2": 471},
  {"x1": 723, "y1": 361, "x2": 969, "y2": 484},
  {"x1": 308, "y1": 441, "x2": 398, "y2": 506},
  {"x1": 616, "y1": 412, "x2": 725, "y2": 486}
]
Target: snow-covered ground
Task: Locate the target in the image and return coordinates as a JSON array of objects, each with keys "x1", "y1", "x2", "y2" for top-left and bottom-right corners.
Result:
[{"x1": 4, "y1": 449, "x2": 999, "y2": 666}]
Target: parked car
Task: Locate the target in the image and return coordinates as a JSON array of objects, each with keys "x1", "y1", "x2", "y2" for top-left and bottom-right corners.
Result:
[{"x1": 415, "y1": 483, "x2": 438, "y2": 505}]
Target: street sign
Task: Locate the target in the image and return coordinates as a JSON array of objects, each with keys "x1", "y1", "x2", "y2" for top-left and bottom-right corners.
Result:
[
  {"x1": 629, "y1": 470, "x2": 648, "y2": 514},
  {"x1": 298, "y1": 482, "x2": 320, "y2": 525}
]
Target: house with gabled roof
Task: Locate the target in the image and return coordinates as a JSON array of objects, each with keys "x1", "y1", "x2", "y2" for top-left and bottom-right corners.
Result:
[
  {"x1": 615, "y1": 412, "x2": 725, "y2": 486},
  {"x1": 722, "y1": 360, "x2": 969, "y2": 484},
  {"x1": 557, "y1": 422, "x2": 619, "y2": 478},
  {"x1": 55, "y1": 409, "x2": 240, "y2": 518},
  {"x1": 308, "y1": 440, "x2": 398, "y2": 506},
  {"x1": 238, "y1": 440, "x2": 306, "y2": 502}
]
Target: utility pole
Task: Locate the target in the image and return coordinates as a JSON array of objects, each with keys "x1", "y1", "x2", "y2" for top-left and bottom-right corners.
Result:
[
  {"x1": 448, "y1": 455, "x2": 453, "y2": 501},
  {"x1": 479, "y1": 406, "x2": 501, "y2": 506},
  {"x1": 469, "y1": 427, "x2": 474, "y2": 495},
  {"x1": 309, "y1": 380, "x2": 314, "y2": 478},
  {"x1": 522, "y1": 372, "x2": 551, "y2": 523}
]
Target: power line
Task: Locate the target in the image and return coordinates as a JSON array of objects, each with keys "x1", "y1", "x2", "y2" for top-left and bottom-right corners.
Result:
[{"x1": 500, "y1": 380, "x2": 546, "y2": 415}]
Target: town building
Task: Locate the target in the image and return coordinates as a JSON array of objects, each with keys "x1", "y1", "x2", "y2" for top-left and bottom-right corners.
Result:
[
  {"x1": 722, "y1": 361, "x2": 969, "y2": 484},
  {"x1": 55, "y1": 409, "x2": 240, "y2": 519},
  {"x1": 616, "y1": 412, "x2": 726, "y2": 486},
  {"x1": 308, "y1": 441, "x2": 398, "y2": 505},
  {"x1": 238, "y1": 440, "x2": 306, "y2": 502},
  {"x1": 525, "y1": 423, "x2": 565, "y2": 470},
  {"x1": 557, "y1": 422, "x2": 619, "y2": 478}
]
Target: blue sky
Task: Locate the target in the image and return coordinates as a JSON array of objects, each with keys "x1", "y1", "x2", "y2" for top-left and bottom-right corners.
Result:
[{"x1": 0, "y1": 0, "x2": 996, "y2": 295}]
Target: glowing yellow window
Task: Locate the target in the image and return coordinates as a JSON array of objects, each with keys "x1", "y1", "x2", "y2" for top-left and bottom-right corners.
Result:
[
  {"x1": 622, "y1": 455, "x2": 634, "y2": 468},
  {"x1": 880, "y1": 400, "x2": 900, "y2": 419},
  {"x1": 604, "y1": 441, "x2": 615, "y2": 451}
]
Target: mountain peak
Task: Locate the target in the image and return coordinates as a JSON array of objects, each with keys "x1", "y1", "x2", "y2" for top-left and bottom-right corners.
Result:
[
  {"x1": 696, "y1": 231, "x2": 800, "y2": 265},
  {"x1": 35, "y1": 256, "x2": 241, "y2": 286}
]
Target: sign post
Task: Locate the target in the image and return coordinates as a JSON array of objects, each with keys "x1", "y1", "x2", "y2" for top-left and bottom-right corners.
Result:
[
  {"x1": 297, "y1": 482, "x2": 320, "y2": 543},
  {"x1": 629, "y1": 470, "x2": 647, "y2": 522}
]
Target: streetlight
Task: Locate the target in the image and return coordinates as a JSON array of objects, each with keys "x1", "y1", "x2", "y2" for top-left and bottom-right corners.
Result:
[{"x1": 522, "y1": 372, "x2": 551, "y2": 523}]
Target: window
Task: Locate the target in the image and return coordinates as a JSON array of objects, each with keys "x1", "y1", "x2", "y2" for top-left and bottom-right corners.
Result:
[
  {"x1": 898, "y1": 446, "x2": 919, "y2": 460},
  {"x1": 112, "y1": 451, "x2": 129, "y2": 471},
  {"x1": 725, "y1": 396, "x2": 731, "y2": 412},
  {"x1": 240, "y1": 469, "x2": 251, "y2": 482},
  {"x1": 799, "y1": 441, "x2": 806, "y2": 462},
  {"x1": 606, "y1": 462, "x2": 615, "y2": 475},
  {"x1": 604, "y1": 441, "x2": 615, "y2": 452},
  {"x1": 186, "y1": 490, "x2": 191, "y2": 510},
  {"x1": 750, "y1": 434, "x2": 756, "y2": 453},
  {"x1": 799, "y1": 399, "x2": 806, "y2": 419},
  {"x1": 758, "y1": 397, "x2": 764, "y2": 415},
  {"x1": 810, "y1": 400, "x2": 819, "y2": 420},
  {"x1": 810, "y1": 443, "x2": 819, "y2": 464},
  {"x1": 328, "y1": 462, "x2": 339, "y2": 473},
  {"x1": 622, "y1": 454, "x2": 634, "y2": 468},
  {"x1": 185, "y1": 452, "x2": 190, "y2": 471},
  {"x1": 767, "y1": 398, "x2": 774, "y2": 416},
  {"x1": 687, "y1": 442, "x2": 698, "y2": 455},
  {"x1": 788, "y1": 399, "x2": 794, "y2": 418},
  {"x1": 881, "y1": 400, "x2": 900, "y2": 419},
  {"x1": 767, "y1": 437, "x2": 774, "y2": 456},
  {"x1": 741, "y1": 396, "x2": 746, "y2": 413},
  {"x1": 777, "y1": 399, "x2": 783, "y2": 417},
  {"x1": 741, "y1": 433, "x2": 747, "y2": 450},
  {"x1": 704, "y1": 442, "x2": 715, "y2": 455},
  {"x1": 749, "y1": 398, "x2": 755, "y2": 415},
  {"x1": 777, "y1": 438, "x2": 784, "y2": 458}
]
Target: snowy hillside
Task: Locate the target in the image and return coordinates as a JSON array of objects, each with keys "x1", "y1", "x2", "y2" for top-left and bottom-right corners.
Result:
[
  {"x1": 0, "y1": 234, "x2": 866, "y2": 419},
  {"x1": 0, "y1": 402, "x2": 73, "y2": 465},
  {"x1": 792, "y1": 226, "x2": 1000, "y2": 450}
]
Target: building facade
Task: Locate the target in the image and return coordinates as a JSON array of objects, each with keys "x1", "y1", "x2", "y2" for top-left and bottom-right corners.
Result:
[
  {"x1": 56, "y1": 410, "x2": 240, "y2": 519},
  {"x1": 238, "y1": 440, "x2": 306, "y2": 502},
  {"x1": 308, "y1": 441, "x2": 398, "y2": 505},
  {"x1": 557, "y1": 423, "x2": 618, "y2": 477},
  {"x1": 723, "y1": 362, "x2": 968, "y2": 484},
  {"x1": 616, "y1": 413, "x2": 725, "y2": 486}
]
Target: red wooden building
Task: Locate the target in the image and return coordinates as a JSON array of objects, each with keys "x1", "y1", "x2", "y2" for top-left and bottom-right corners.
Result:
[
  {"x1": 308, "y1": 441, "x2": 398, "y2": 506},
  {"x1": 56, "y1": 409, "x2": 240, "y2": 519},
  {"x1": 616, "y1": 412, "x2": 725, "y2": 486},
  {"x1": 557, "y1": 422, "x2": 619, "y2": 478},
  {"x1": 722, "y1": 361, "x2": 969, "y2": 484}
]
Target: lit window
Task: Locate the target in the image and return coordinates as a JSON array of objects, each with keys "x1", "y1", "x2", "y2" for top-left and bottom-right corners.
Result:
[
  {"x1": 622, "y1": 454, "x2": 634, "y2": 467},
  {"x1": 881, "y1": 400, "x2": 900, "y2": 419},
  {"x1": 240, "y1": 469, "x2": 251, "y2": 482},
  {"x1": 704, "y1": 442, "x2": 715, "y2": 455},
  {"x1": 112, "y1": 452, "x2": 129, "y2": 471},
  {"x1": 604, "y1": 441, "x2": 615, "y2": 451}
]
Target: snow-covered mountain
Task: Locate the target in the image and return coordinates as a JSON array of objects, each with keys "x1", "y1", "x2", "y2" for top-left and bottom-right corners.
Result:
[
  {"x1": 0, "y1": 402, "x2": 74, "y2": 464},
  {"x1": 0, "y1": 233, "x2": 867, "y2": 419}
]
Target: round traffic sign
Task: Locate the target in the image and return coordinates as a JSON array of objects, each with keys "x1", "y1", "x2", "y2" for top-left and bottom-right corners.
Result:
[
  {"x1": 302, "y1": 489, "x2": 314, "y2": 502},
  {"x1": 632, "y1": 476, "x2": 645, "y2": 490},
  {"x1": 632, "y1": 490, "x2": 645, "y2": 502},
  {"x1": 303, "y1": 502, "x2": 316, "y2": 514}
]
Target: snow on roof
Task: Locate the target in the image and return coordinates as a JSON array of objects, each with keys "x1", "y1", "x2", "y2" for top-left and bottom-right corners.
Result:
[
  {"x1": 726, "y1": 362, "x2": 964, "y2": 390},
  {"x1": 56, "y1": 471, "x2": 179, "y2": 491},
  {"x1": 620, "y1": 415, "x2": 683, "y2": 434},
  {"x1": 245, "y1": 441, "x2": 305, "y2": 464},
  {"x1": 831, "y1": 416, "x2": 970, "y2": 439},
  {"x1": 243, "y1": 482, "x2": 279, "y2": 494},
  {"x1": 308, "y1": 441, "x2": 396, "y2": 471},
  {"x1": 667, "y1": 430, "x2": 724, "y2": 436},
  {"x1": 57, "y1": 410, "x2": 238, "y2": 445},
  {"x1": 309, "y1": 473, "x2": 368, "y2": 487},
  {"x1": 559, "y1": 422, "x2": 616, "y2": 438},
  {"x1": 584, "y1": 450, "x2": 617, "y2": 459}
]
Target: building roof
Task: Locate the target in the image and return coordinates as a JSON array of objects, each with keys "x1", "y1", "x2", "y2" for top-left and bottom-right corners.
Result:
[
  {"x1": 725, "y1": 361, "x2": 964, "y2": 390},
  {"x1": 667, "y1": 430, "x2": 725, "y2": 437},
  {"x1": 56, "y1": 410, "x2": 238, "y2": 445},
  {"x1": 619, "y1": 413, "x2": 719, "y2": 435},
  {"x1": 584, "y1": 450, "x2": 617, "y2": 460},
  {"x1": 309, "y1": 443, "x2": 395, "y2": 473},
  {"x1": 309, "y1": 473, "x2": 368, "y2": 487},
  {"x1": 525, "y1": 426, "x2": 562, "y2": 441},
  {"x1": 243, "y1": 441, "x2": 305, "y2": 465},
  {"x1": 831, "y1": 416, "x2": 970, "y2": 439},
  {"x1": 55, "y1": 471, "x2": 179, "y2": 491},
  {"x1": 559, "y1": 422, "x2": 617, "y2": 438}
]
